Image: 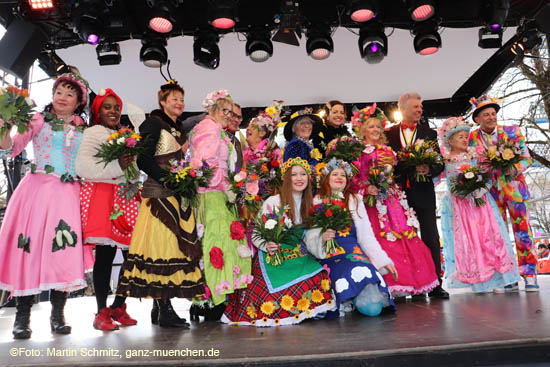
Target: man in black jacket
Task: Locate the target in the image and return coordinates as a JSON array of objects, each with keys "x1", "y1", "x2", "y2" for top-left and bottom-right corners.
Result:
[{"x1": 386, "y1": 92, "x2": 449, "y2": 299}]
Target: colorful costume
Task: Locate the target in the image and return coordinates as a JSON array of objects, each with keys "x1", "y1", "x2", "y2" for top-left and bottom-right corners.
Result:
[
  {"x1": 353, "y1": 144, "x2": 439, "y2": 296},
  {"x1": 222, "y1": 194, "x2": 335, "y2": 326},
  {"x1": 0, "y1": 112, "x2": 88, "y2": 296},
  {"x1": 243, "y1": 138, "x2": 281, "y2": 164},
  {"x1": 117, "y1": 109, "x2": 205, "y2": 299},
  {"x1": 469, "y1": 125, "x2": 536, "y2": 277},
  {"x1": 189, "y1": 117, "x2": 252, "y2": 306},
  {"x1": 283, "y1": 136, "x2": 319, "y2": 168}
]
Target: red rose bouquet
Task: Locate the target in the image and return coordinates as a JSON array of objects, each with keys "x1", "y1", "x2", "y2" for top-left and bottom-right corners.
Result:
[
  {"x1": 0, "y1": 86, "x2": 36, "y2": 136},
  {"x1": 252, "y1": 204, "x2": 293, "y2": 266},
  {"x1": 449, "y1": 164, "x2": 491, "y2": 206},
  {"x1": 306, "y1": 195, "x2": 352, "y2": 254},
  {"x1": 397, "y1": 139, "x2": 443, "y2": 182},
  {"x1": 160, "y1": 158, "x2": 214, "y2": 207}
]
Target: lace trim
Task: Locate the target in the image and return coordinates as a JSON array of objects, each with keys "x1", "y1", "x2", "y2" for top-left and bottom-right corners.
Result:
[
  {"x1": 388, "y1": 278, "x2": 440, "y2": 297},
  {"x1": 0, "y1": 278, "x2": 87, "y2": 297}
]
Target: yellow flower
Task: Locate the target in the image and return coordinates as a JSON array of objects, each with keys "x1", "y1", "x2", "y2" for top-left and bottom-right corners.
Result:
[
  {"x1": 131, "y1": 133, "x2": 141, "y2": 139},
  {"x1": 274, "y1": 318, "x2": 280, "y2": 325},
  {"x1": 487, "y1": 145, "x2": 497, "y2": 159},
  {"x1": 297, "y1": 297, "x2": 310, "y2": 312},
  {"x1": 501, "y1": 148, "x2": 515, "y2": 161},
  {"x1": 310, "y1": 148, "x2": 322, "y2": 161},
  {"x1": 260, "y1": 301, "x2": 275, "y2": 316},
  {"x1": 337, "y1": 228, "x2": 350, "y2": 237},
  {"x1": 246, "y1": 305, "x2": 257, "y2": 319},
  {"x1": 316, "y1": 162, "x2": 327, "y2": 176},
  {"x1": 250, "y1": 320, "x2": 256, "y2": 325},
  {"x1": 311, "y1": 289, "x2": 324, "y2": 304},
  {"x1": 265, "y1": 106, "x2": 276, "y2": 117},
  {"x1": 294, "y1": 314, "x2": 301, "y2": 321},
  {"x1": 262, "y1": 317, "x2": 269, "y2": 323},
  {"x1": 321, "y1": 279, "x2": 331, "y2": 291},
  {"x1": 280, "y1": 295, "x2": 294, "y2": 311},
  {"x1": 318, "y1": 131, "x2": 325, "y2": 139},
  {"x1": 111, "y1": 132, "x2": 119, "y2": 139}
]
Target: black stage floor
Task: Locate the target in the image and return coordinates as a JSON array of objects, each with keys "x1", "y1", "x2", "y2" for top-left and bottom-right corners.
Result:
[{"x1": 2, "y1": 277, "x2": 550, "y2": 367}]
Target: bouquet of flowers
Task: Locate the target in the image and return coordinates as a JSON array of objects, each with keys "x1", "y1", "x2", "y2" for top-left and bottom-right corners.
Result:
[
  {"x1": 0, "y1": 86, "x2": 36, "y2": 136},
  {"x1": 94, "y1": 127, "x2": 145, "y2": 181},
  {"x1": 397, "y1": 139, "x2": 443, "y2": 182},
  {"x1": 252, "y1": 204, "x2": 293, "y2": 266},
  {"x1": 161, "y1": 158, "x2": 214, "y2": 208},
  {"x1": 449, "y1": 164, "x2": 491, "y2": 207},
  {"x1": 482, "y1": 139, "x2": 523, "y2": 182},
  {"x1": 306, "y1": 195, "x2": 352, "y2": 254},
  {"x1": 362, "y1": 164, "x2": 394, "y2": 207},
  {"x1": 325, "y1": 136, "x2": 365, "y2": 172}
]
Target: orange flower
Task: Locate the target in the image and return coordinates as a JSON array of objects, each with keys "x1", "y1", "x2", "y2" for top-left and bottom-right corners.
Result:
[
  {"x1": 235, "y1": 181, "x2": 244, "y2": 188},
  {"x1": 250, "y1": 173, "x2": 259, "y2": 181},
  {"x1": 297, "y1": 298, "x2": 310, "y2": 312}
]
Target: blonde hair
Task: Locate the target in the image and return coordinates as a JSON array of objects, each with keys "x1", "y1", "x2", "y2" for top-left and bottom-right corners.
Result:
[{"x1": 207, "y1": 97, "x2": 233, "y2": 115}]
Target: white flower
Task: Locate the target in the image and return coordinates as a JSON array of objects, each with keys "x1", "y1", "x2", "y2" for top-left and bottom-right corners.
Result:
[
  {"x1": 25, "y1": 97, "x2": 35, "y2": 107},
  {"x1": 283, "y1": 216, "x2": 292, "y2": 228},
  {"x1": 109, "y1": 139, "x2": 116, "y2": 144},
  {"x1": 237, "y1": 244, "x2": 252, "y2": 258},
  {"x1": 464, "y1": 172, "x2": 475, "y2": 179},
  {"x1": 265, "y1": 219, "x2": 277, "y2": 230},
  {"x1": 116, "y1": 137, "x2": 125, "y2": 144},
  {"x1": 98, "y1": 88, "x2": 106, "y2": 96},
  {"x1": 386, "y1": 232, "x2": 397, "y2": 242},
  {"x1": 336, "y1": 191, "x2": 344, "y2": 199}
]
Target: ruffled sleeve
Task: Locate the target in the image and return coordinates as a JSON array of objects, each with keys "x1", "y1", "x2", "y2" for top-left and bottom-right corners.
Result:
[
  {"x1": 6, "y1": 113, "x2": 45, "y2": 157},
  {"x1": 76, "y1": 125, "x2": 125, "y2": 182}
]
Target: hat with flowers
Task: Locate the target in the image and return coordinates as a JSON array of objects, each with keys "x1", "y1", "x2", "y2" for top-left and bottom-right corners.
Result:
[
  {"x1": 316, "y1": 158, "x2": 352, "y2": 178},
  {"x1": 53, "y1": 72, "x2": 90, "y2": 106},
  {"x1": 281, "y1": 157, "x2": 312, "y2": 178},
  {"x1": 470, "y1": 94, "x2": 502, "y2": 119},
  {"x1": 250, "y1": 100, "x2": 284, "y2": 133},
  {"x1": 202, "y1": 89, "x2": 233, "y2": 110},
  {"x1": 351, "y1": 103, "x2": 387, "y2": 133}
]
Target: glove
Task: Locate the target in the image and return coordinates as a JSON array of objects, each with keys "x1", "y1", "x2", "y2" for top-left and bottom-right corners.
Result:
[{"x1": 224, "y1": 187, "x2": 237, "y2": 203}]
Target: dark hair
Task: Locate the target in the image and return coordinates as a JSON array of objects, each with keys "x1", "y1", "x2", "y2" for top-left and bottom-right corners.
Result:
[
  {"x1": 323, "y1": 100, "x2": 347, "y2": 122},
  {"x1": 158, "y1": 84, "x2": 185, "y2": 109}
]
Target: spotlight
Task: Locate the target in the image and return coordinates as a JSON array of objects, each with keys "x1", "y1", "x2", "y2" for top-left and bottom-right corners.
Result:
[
  {"x1": 148, "y1": 1, "x2": 175, "y2": 34},
  {"x1": 358, "y1": 21, "x2": 387, "y2": 64},
  {"x1": 409, "y1": 0, "x2": 435, "y2": 22},
  {"x1": 413, "y1": 21, "x2": 441, "y2": 55},
  {"x1": 246, "y1": 29, "x2": 273, "y2": 63},
  {"x1": 393, "y1": 110, "x2": 403, "y2": 122},
  {"x1": 485, "y1": 0, "x2": 510, "y2": 30},
  {"x1": 29, "y1": 0, "x2": 54, "y2": 9},
  {"x1": 96, "y1": 41, "x2": 121, "y2": 66},
  {"x1": 478, "y1": 26, "x2": 502, "y2": 49},
  {"x1": 209, "y1": 0, "x2": 237, "y2": 30},
  {"x1": 306, "y1": 25, "x2": 333, "y2": 60},
  {"x1": 350, "y1": 0, "x2": 378, "y2": 22},
  {"x1": 140, "y1": 37, "x2": 168, "y2": 68},
  {"x1": 74, "y1": 14, "x2": 102, "y2": 45},
  {"x1": 193, "y1": 31, "x2": 220, "y2": 70}
]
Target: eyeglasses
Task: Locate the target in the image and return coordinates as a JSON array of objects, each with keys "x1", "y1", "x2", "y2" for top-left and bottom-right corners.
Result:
[{"x1": 222, "y1": 108, "x2": 243, "y2": 122}]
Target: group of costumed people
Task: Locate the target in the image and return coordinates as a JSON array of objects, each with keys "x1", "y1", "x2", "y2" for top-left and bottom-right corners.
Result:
[{"x1": 0, "y1": 71, "x2": 540, "y2": 339}]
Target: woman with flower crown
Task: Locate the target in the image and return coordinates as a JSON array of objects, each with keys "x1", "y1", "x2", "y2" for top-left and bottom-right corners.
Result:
[
  {"x1": 0, "y1": 73, "x2": 91, "y2": 339},
  {"x1": 222, "y1": 157, "x2": 335, "y2": 326},
  {"x1": 351, "y1": 106, "x2": 439, "y2": 298},
  {"x1": 243, "y1": 101, "x2": 282, "y2": 164},
  {"x1": 116, "y1": 80, "x2": 205, "y2": 329},
  {"x1": 437, "y1": 117, "x2": 519, "y2": 292},
  {"x1": 75, "y1": 88, "x2": 139, "y2": 331},
  {"x1": 308, "y1": 158, "x2": 396, "y2": 317},
  {"x1": 188, "y1": 90, "x2": 252, "y2": 320}
]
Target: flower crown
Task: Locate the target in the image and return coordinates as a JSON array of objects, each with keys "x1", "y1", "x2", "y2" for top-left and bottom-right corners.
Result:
[
  {"x1": 351, "y1": 103, "x2": 387, "y2": 132},
  {"x1": 281, "y1": 157, "x2": 312, "y2": 178},
  {"x1": 437, "y1": 116, "x2": 471, "y2": 155},
  {"x1": 316, "y1": 158, "x2": 352, "y2": 177},
  {"x1": 251, "y1": 100, "x2": 284, "y2": 133},
  {"x1": 53, "y1": 73, "x2": 90, "y2": 105},
  {"x1": 202, "y1": 89, "x2": 232, "y2": 110},
  {"x1": 469, "y1": 94, "x2": 502, "y2": 110}
]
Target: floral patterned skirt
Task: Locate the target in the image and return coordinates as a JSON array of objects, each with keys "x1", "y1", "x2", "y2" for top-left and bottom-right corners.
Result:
[{"x1": 221, "y1": 254, "x2": 335, "y2": 327}]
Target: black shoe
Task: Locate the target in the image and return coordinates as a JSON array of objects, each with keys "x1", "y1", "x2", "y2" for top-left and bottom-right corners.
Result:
[
  {"x1": 156, "y1": 300, "x2": 190, "y2": 328},
  {"x1": 50, "y1": 290, "x2": 71, "y2": 334},
  {"x1": 428, "y1": 286, "x2": 450, "y2": 299},
  {"x1": 13, "y1": 296, "x2": 33, "y2": 339},
  {"x1": 151, "y1": 300, "x2": 159, "y2": 325},
  {"x1": 204, "y1": 303, "x2": 226, "y2": 321},
  {"x1": 410, "y1": 293, "x2": 427, "y2": 301},
  {"x1": 189, "y1": 304, "x2": 205, "y2": 322}
]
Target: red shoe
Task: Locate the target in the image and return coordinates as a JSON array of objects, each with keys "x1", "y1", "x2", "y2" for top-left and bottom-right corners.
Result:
[
  {"x1": 93, "y1": 308, "x2": 119, "y2": 331},
  {"x1": 110, "y1": 304, "x2": 137, "y2": 326}
]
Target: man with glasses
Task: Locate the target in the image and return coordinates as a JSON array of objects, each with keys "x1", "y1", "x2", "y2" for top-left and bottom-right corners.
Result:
[{"x1": 225, "y1": 103, "x2": 244, "y2": 172}]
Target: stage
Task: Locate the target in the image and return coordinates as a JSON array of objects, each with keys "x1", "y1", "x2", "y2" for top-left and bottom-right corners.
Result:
[{"x1": 1, "y1": 277, "x2": 550, "y2": 367}]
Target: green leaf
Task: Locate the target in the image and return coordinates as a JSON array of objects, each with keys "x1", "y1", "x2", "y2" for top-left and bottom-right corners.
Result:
[
  {"x1": 109, "y1": 204, "x2": 124, "y2": 220},
  {"x1": 17, "y1": 234, "x2": 30, "y2": 253},
  {"x1": 30, "y1": 163, "x2": 36, "y2": 173},
  {"x1": 44, "y1": 165, "x2": 54, "y2": 174}
]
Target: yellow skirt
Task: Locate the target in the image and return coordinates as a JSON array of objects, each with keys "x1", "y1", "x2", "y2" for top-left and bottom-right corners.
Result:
[{"x1": 117, "y1": 196, "x2": 205, "y2": 299}]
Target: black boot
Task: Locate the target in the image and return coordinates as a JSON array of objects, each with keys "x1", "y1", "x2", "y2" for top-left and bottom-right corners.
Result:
[
  {"x1": 13, "y1": 296, "x2": 33, "y2": 339},
  {"x1": 156, "y1": 300, "x2": 190, "y2": 328},
  {"x1": 151, "y1": 300, "x2": 159, "y2": 325},
  {"x1": 205, "y1": 303, "x2": 227, "y2": 322},
  {"x1": 189, "y1": 304, "x2": 205, "y2": 321},
  {"x1": 50, "y1": 290, "x2": 71, "y2": 334}
]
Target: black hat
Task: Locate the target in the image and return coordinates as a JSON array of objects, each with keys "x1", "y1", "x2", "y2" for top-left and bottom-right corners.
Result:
[{"x1": 283, "y1": 108, "x2": 323, "y2": 141}]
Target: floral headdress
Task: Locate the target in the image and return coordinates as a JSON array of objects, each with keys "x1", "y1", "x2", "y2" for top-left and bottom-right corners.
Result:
[
  {"x1": 202, "y1": 89, "x2": 233, "y2": 110},
  {"x1": 250, "y1": 100, "x2": 284, "y2": 133},
  {"x1": 351, "y1": 103, "x2": 388, "y2": 133},
  {"x1": 281, "y1": 157, "x2": 312, "y2": 178},
  {"x1": 316, "y1": 158, "x2": 352, "y2": 178},
  {"x1": 437, "y1": 116, "x2": 471, "y2": 156},
  {"x1": 53, "y1": 73, "x2": 90, "y2": 106},
  {"x1": 469, "y1": 94, "x2": 502, "y2": 119}
]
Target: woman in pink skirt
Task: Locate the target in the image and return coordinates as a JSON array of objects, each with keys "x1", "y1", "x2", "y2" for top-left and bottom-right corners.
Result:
[
  {"x1": 75, "y1": 88, "x2": 139, "y2": 331},
  {"x1": 0, "y1": 73, "x2": 91, "y2": 339}
]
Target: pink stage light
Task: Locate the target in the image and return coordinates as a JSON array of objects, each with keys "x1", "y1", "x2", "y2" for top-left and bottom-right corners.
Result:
[
  {"x1": 29, "y1": 0, "x2": 54, "y2": 9},
  {"x1": 311, "y1": 48, "x2": 330, "y2": 60},
  {"x1": 351, "y1": 9, "x2": 374, "y2": 22},
  {"x1": 212, "y1": 17, "x2": 235, "y2": 29},
  {"x1": 419, "y1": 46, "x2": 438, "y2": 55},
  {"x1": 149, "y1": 17, "x2": 173, "y2": 33},
  {"x1": 412, "y1": 5, "x2": 434, "y2": 21}
]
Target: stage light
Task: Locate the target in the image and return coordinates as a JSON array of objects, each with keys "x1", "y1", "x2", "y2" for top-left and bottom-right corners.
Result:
[
  {"x1": 358, "y1": 21, "x2": 387, "y2": 64},
  {"x1": 409, "y1": 0, "x2": 435, "y2": 22},
  {"x1": 478, "y1": 26, "x2": 503, "y2": 49},
  {"x1": 306, "y1": 25, "x2": 333, "y2": 60},
  {"x1": 193, "y1": 31, "x2": 220, "y2": 70},
  {"x1": 512, "y1": 23, "x2": 543, "y2": 57},
  {"x1": 350, "y1": 0, "x2": 378, "y2": 22},
  {"x1": 393, "y1": 110, "x2": 403, "y2": 122},
  {"x1": 74, "y1": 14, "x2": 102, "y2": 45},
  {"x1": 246, "y1": 30, "x2": 273, "y2": 63},
  {"x1": 29, "y1": 0, "x2": 54, "y2": 9},
  {"x1": 96, "y1": 42, "x2": 121, "y2": 66},
  {"x1": 140, "y1": 38, "x2": 168, "y2": 68},
  {"x1": 148, "y1": 1, "x2": 175, "y2": 34},
  {"x1": 486, "y1": 0, "x2": 510, "y2": 30},
  {"x1": 209, "y1": 0, "x2": 237, "y2": 30},
  {"x1": 413, "y1": 21, "x2": 441, "y2": 55}
]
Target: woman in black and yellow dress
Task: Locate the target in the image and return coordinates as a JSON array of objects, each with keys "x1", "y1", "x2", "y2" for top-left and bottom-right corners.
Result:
[{"x1": 117, "y1": 81, "x2": 205, "y2": 328}]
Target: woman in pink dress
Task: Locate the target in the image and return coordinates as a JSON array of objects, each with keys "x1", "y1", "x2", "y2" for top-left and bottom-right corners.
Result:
[
  {"x1": 0, "y1": 73, "x2": 90, "y2": 339},
  {"x1": 351, "y1": 107, "x2": 439, "y2": 297}
]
